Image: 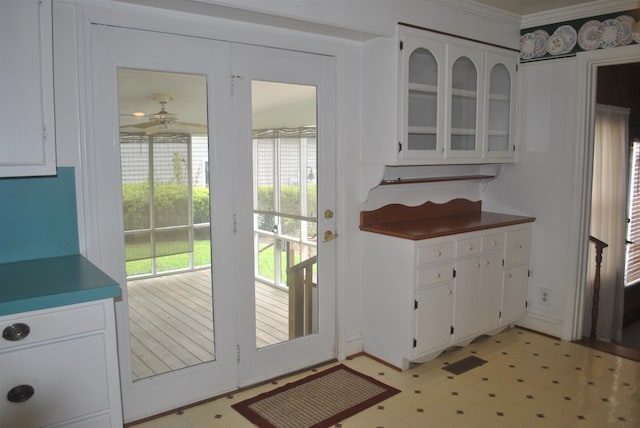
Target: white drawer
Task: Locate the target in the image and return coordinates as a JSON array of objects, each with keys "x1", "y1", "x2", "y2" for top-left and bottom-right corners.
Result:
[
  {"x1": 0, "y1": 302, "x2": 106, "y2": 351},
  {"x1": 482, "y1": 232, "x2": 505, "y2": 252},
  {"x1": 457, "y1": 237, "x2": 481, "y2": 258},
  {"x1": 417, "y1": 242, "x2": 455, "y2": 266},
  {"x1": 417, "y1": 262, "x2": 455, "y2": 287},
  {"x1": 0, "y1": 334, "x2": 110, "y2": 428}
]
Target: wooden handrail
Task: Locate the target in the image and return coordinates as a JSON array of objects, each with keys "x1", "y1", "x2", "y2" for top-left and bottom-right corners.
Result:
[
  {"x1": 287, "y1": 256, "x2": 317, "y2": 339},
  {"x1": 589, "y1": 235, "x2": 609, "y2": 340}
]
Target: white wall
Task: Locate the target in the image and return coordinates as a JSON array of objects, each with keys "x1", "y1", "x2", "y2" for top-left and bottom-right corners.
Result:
[{"x1": 482, "y1": 58, "x2": 580, "y2": 339}]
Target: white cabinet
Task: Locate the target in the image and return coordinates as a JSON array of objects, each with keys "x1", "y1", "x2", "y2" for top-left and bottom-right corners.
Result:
[
  {"x1": 396, "y1": 26, "x2": 517, "y2": 164},
  {"x1": 362, "y1": 223, "x2": 532, "y2": 370},
  {"x1": 0, "y1": 300, "x2": 122, "y2": 427},
  {"x1": 0, "y1": 0, "x2": 56, "y2": 177},
  {"x1": 501, "y1": 227, "x2": 532, "y2": 324}
]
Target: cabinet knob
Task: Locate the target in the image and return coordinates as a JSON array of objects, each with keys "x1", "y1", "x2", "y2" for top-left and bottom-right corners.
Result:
[
  {"x1": 3, "y1": 323, "x2": 30, "y2": 341},
  {"x1": 435, "y1": 250, "x2": 442, "y2": 256},
  {"x1": 7, "y1": 385, "x2": 35, "y2": 403}
]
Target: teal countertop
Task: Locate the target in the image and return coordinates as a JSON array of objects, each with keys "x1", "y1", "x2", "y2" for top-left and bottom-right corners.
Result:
[{"x1": 0, "y1": 255, "x2": 121, "y2": 316}]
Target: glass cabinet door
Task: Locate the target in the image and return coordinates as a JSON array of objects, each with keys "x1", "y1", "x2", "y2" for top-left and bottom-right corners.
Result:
[
  {"x1": 400, "y1": 33, "x2": 445, "y2": 160},
  {"x1": 485, "y1": 52, "x2": 516, "y2": 158},
  {"x1": 447, "y1": 45, "x2": 484, "y2": 157}
]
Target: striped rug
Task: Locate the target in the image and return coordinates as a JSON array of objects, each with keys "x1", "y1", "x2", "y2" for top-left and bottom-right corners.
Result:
[{"x1": 232, "y1": 364, "x2": 400, "y2": 428}]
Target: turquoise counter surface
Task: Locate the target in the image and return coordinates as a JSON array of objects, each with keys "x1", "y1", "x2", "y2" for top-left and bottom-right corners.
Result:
[{"x1": 0, "y1": 254, "x2": 121, "y2": 316}]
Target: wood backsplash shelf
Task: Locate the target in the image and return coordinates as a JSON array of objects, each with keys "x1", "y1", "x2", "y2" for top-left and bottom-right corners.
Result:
[{"x1": 360, "y1": 199, "x2": 535, "y2": 241}]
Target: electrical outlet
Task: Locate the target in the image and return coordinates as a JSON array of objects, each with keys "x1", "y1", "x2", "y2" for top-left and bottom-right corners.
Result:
[{"x1": 540, "y1": 288, "x2": 550, "y2": 305}]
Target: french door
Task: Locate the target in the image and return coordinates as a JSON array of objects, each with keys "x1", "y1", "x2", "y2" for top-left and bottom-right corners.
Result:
[
  {"x1": 232, "y1": 44, "x2": 336, "y2": 386},
  {"x1": 88, "y1": 25, "x2": 336, "y2": 422}
]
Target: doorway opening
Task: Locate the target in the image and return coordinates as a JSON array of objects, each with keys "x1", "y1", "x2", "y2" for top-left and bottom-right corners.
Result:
[{"x1": 586, "y1": 62, "x2": 640, "y2": 351}]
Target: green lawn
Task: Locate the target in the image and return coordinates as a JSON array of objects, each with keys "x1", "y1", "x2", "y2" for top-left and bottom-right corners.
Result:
[
  {"x1": 126, "y1": 239, "x2": 302, "y2": 283},
  {"x1": 126, "y1": 240, "x2": 211, "y2": 276}
]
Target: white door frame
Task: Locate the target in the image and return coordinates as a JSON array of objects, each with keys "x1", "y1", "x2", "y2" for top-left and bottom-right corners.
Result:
[{"x1": 570, "y1": 44, "x2": 640, "y2": 341}]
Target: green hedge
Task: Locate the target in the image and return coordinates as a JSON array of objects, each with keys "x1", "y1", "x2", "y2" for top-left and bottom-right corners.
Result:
[
  {"x1": 122, "y1": 182, "x2": 210, "y2": 230},
  {"x1": 256, "y1": 185, "x2": 316, "y2": 236},
  {"x1": 122, "y1": 182, "x2": 315, "y2": 232}
]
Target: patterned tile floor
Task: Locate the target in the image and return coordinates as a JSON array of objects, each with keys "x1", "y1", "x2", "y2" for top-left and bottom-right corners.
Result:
[{"x1": 130, "y1": 328, "x2": 640, "y2": 427}]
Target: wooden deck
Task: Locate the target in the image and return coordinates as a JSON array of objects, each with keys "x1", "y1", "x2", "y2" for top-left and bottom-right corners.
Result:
[{"x1": 127, "y1": 269, "x2": 288, "y2": 381}]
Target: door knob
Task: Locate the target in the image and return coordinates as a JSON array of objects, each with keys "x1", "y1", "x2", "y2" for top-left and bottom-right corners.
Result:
[
  {"x1": 323, "y1": 230, "x2": 338, "y2": 242},
  {"x1": 324, "y1": 209, "x2": 334, "y2": 219}
]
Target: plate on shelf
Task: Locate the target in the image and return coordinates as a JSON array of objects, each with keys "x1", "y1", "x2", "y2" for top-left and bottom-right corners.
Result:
[
  {"x1": 554, "y1": 25, "x2": 577, "y2": 53},
  {"x1": 634, "y1": 21, "x2": 640, "y2": 44},
  {"x1": 599, "y1": 19, "x2": 623, "y2": 48},
  {"x1": 616, "y1": 15, "x2": 635, "y2": 45},
  {"x1": 578, "y1": 20, "x2": 602, "y2": 51},
  {"x1": 533, "y1": 29, "x2": 549, "y2": 57},
  {"x1": 520, "y1": 33, "x2": 538, "y2": 60},
  {"x1": 546, "y1": 33, "x2": 567, "y2": 56}
]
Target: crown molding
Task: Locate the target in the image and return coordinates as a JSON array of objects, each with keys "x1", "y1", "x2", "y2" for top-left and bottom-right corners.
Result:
[
  {"x1": 427, "y1": 0, "x2": 522, "y2": 26},
  {"x1": 522, "y1": 0, "x2": 639, "y2": 29}
]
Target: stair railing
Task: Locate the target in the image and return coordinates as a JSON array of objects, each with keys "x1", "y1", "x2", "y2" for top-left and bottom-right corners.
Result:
[{"x1": 589, "y1": 235, "x2": 608, "y2": 340}]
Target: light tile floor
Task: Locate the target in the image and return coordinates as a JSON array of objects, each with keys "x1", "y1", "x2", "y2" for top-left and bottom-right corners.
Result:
[{"x1": 130, "y1": 328, "x2": 640, "y2": 427}]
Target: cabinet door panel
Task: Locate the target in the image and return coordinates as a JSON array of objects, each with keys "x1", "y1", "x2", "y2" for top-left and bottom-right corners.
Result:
[
  {"x1": 502, "y1": 264, "x2": 529, "y2": 324},
  {"x1": 415, "y1": 283, "x2": 453, "y2": 355},
  {"x1": 0, "y1": 0, "x2": 55, "y2": 177},
  {"x1": 478, "y1": 252, "x2": 503, "y2": 331},
  {"x1": 453, "y1": 257, "x2": 481, "y2": 340}
]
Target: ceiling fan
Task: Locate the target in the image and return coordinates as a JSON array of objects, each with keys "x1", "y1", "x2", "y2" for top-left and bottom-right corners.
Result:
[{"x1": 119, "y1": 93, "x2": 207, "y2": 135}]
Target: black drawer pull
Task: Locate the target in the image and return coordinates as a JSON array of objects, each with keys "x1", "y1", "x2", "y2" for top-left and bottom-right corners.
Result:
[
  {"x1": 7, "y1": 385, "x2": 35, "y2": 403},
  {"x1": 3, "y1": 323, "x2": 30, "y2": 341}
]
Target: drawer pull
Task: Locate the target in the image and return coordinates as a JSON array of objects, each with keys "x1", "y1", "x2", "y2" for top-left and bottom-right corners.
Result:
[
  {"x1": 3, "y1": 323, "x2": 30, "y2": 341},
  {"x1": 7, "y1": 385, "x2": 34, "y2": 403}
]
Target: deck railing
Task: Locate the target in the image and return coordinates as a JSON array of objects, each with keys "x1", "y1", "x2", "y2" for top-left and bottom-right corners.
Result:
[{"x1": 287, "y1": 256, "x2": 317, "y2": 339}]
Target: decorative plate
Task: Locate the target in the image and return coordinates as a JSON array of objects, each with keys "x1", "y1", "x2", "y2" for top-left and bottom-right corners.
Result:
[
  {"x1": 599, "y1": 19, "x2": 623, "y2": 48},
  {"x1": 634, "y1": 21, "x2": 640, "y2": 44},
  {"x1": 616, "y1": 15, "x2": 635, "y2": 45},
  {"x1": 554, "y1": 25, "x2": 577, "y2": 53},
  {"x1": 533, "y1": 29, "x2": 549, "y2": 57},
  {"x1": 546, "y1": 33, "x2": 567, "y2": 56},
  {"x1": 578, "y1": 20, "x2": 602, "y2": 51},
  {"x1": 520, "y1": 33, "x2": 538, "y2": 60}
]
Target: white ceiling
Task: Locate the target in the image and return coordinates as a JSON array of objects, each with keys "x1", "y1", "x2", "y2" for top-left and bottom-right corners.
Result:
[{"x1": 472, "y1": 0, "x2": 600, "y2": 15}]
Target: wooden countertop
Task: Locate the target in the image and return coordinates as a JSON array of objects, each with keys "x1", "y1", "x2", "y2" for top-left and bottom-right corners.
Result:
[{"x1": 360, "y1": 199, "x2": 535, "y2": 241}]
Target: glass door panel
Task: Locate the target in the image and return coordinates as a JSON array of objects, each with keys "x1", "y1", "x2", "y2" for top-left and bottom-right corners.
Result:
[
  {"x1": 251, "y1": 81, "x2": 318, "y2": 348},
  {"x1": 450, "y1": 56, "x2": 477, "y2": 152},
  {"x1": 487, "y1": 63, "x2": 511, "y2": 153},
  {"x1": 118, "y1": 69, "x2": 214, "y2": 381},
  {"x1": 408, "y1": 48, "x2": 438, "y2": 151}
]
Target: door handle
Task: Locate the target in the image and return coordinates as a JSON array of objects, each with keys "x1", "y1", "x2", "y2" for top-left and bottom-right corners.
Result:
[{"x1": 323, "y1": 230, "x2": 338, "y2": 242}]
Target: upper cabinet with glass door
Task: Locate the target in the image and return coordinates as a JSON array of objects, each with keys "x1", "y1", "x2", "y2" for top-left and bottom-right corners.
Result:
[{"x1": 397, "y1": 27, "x2": 517, "y2": 165}]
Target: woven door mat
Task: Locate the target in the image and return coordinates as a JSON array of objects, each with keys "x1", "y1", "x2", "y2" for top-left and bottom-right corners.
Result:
[{"x1": 232, "y1": 364, "x2": 400, "y2": 428}]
